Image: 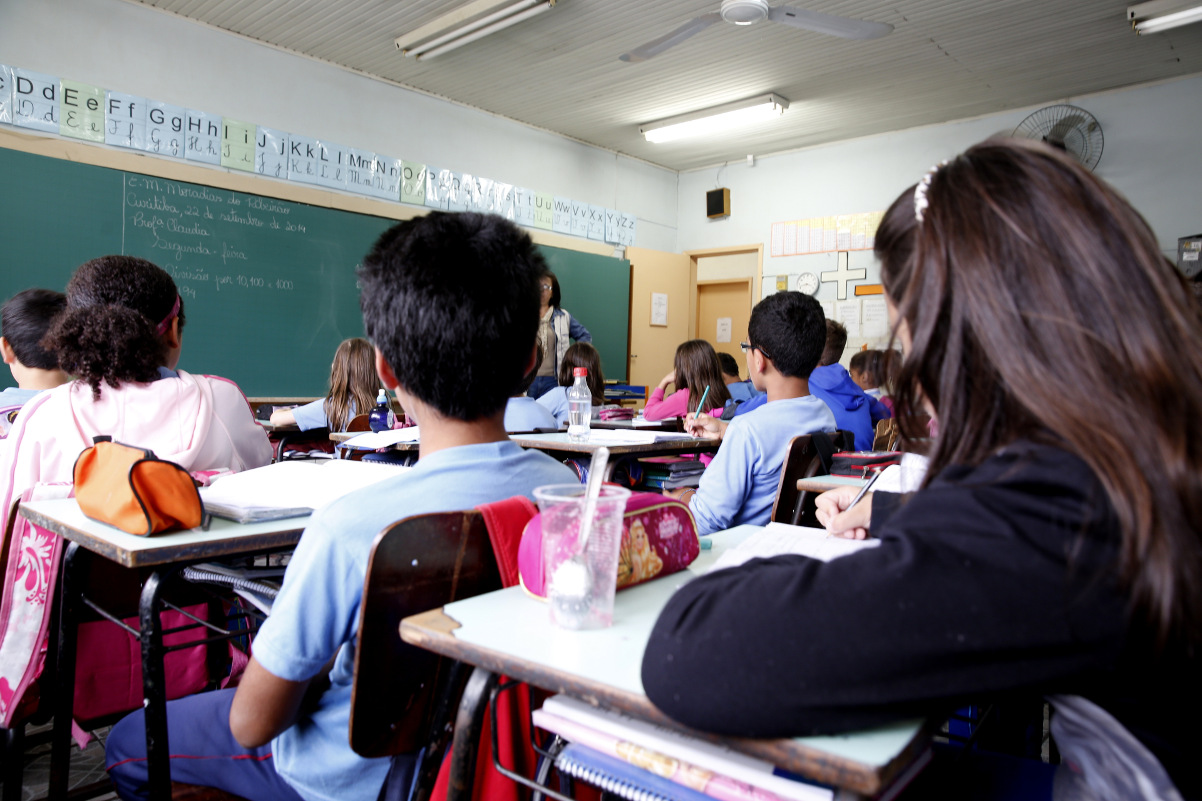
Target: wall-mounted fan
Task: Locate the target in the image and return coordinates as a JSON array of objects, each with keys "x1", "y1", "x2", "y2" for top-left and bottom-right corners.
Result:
[
  {"x1": 619, "y1": 0, "x2": 893, "y2": 63},
  {"x1": 1012, "y1": 105, "x2": 1104, "y2": 171}
]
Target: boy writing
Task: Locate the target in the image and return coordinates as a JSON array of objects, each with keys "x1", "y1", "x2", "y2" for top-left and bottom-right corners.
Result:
[
  {"x1": 675, "y1": 291, "x2": 835, "y2": 535},
  {"x1": 105, "y1": 212, "x2": 575, "y2": 801},
  {"x1": 0, "y1": 288, "x2": 69, "y2": 436}
]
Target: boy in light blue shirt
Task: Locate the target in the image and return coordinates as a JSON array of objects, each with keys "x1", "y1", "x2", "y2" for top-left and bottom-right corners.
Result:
[
  {"x1": 677, "y1": 292, "x2": 835, "y2": 535},
  {"x1": 106, "y1": 212, "x2": 576, "y2": 801}
]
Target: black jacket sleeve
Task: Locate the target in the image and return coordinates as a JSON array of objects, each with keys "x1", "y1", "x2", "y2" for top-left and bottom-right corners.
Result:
[{"x1": 641, "y1": 442, "x2": 1129, "y2": 738}]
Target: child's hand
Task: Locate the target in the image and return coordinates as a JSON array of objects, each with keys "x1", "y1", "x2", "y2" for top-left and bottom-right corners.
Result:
[
  {"x1": 815, "y1": 486, "x2": 873, "y2": 540},
  {"x1": 684, "y1": 411, "x2": 726, "y2": 441},
  {"x1": 658, "y1": 371, "x2": 676, "y2": 390}
]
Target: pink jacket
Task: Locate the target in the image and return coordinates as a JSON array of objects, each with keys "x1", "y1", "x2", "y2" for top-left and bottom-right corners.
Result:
[
  {"x1": 643, "y1": 387, "x2": 690, "y2": 421},
  {"x1": 0, "y1": 370, "x2": 272, "y2": 532}
]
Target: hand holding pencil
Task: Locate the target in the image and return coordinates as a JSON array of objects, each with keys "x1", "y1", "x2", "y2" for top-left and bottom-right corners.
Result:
[{"x1": 814, "y1": 469, "x2": 883, "y2": 540}]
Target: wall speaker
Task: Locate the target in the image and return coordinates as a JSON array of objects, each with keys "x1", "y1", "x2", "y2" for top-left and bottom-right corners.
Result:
[{"x1": 706, "y1": 188, "x2": 730, "y2": 219}]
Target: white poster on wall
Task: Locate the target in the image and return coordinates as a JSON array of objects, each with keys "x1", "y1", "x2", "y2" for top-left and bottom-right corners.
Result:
[
  {"x1": 836, "y1": 300, "x2": 861, "y2": 337},
  {"x1": 651, "y1": 293, "x2": 668, "y2": 326},
  {"x1": 716, "y1": 317, "x2": 732, "y2": 343},
  {"x1": 862, "y1": 296, "x2": 889, "y2": 339}
]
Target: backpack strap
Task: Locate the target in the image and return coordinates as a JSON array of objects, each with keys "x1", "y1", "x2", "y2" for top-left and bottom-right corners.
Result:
[{"x1": 810, "y1": 432, "x2": 837, "y2": 474}]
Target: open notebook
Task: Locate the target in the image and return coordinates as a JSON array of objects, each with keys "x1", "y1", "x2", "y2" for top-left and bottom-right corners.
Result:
[{"x1": 199, "y1": 460, "x2": 411, "y2": 522}]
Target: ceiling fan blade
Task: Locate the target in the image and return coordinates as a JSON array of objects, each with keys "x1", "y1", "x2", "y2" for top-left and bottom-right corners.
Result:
[
  {"x1": 619, "y1": 12, "x2": 723, "y2": 62},
  {"x1": 767, "y1": 5, "x2": 893, "y2": 39}
]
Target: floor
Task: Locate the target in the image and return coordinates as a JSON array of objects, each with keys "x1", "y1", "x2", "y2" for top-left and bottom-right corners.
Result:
[{"x1": 1, "y1": 721, "x2": 119, "y2": 801}]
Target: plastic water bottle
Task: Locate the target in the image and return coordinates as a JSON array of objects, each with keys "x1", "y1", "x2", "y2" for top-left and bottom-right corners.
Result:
[
  {"x1": 368, "y1": 388, "x2": 395, "y2": 432},
  {"x1": 566, "y1": 367, "x2": 592, "y2": 442}
]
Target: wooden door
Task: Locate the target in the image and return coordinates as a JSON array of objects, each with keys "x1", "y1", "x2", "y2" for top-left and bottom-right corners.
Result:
[
  {"x1": 696, "y1": 278, "x2": 753, "y2": 368},
  {"x1": 627, "y1": 247, "x2": 691, "y2": 401}
]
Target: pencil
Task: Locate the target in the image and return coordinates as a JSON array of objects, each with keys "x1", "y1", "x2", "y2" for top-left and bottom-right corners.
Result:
[{"x1": 694, "y1": 384, "x2": 711, "y2": 415}]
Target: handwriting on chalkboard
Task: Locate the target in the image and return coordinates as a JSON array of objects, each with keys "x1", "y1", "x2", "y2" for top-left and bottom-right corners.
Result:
[{"x1": 123, "y1": 174, "x2": 311, "y2": 297}]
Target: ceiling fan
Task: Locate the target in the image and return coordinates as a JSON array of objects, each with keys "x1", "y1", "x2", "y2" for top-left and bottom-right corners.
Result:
[{"x1": 619, "y1": 0, "x2": 893, "y2": 62}]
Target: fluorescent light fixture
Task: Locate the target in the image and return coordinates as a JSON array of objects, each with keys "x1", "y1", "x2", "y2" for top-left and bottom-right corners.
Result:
[
  {"x1": 1128, "y1": 0, "x2": 1202, "y2": 33},
  {"x1": 640, "y1": 94, "x2": 790, "y2": 144},
  {"x1": 396, "y1": 0, "x2": 555, "y2": 61}
]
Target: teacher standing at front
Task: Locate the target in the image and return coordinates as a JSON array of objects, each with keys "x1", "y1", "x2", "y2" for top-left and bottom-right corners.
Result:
[{"x1": 528, "y1": 269, "x2": 593, "y2": 398}]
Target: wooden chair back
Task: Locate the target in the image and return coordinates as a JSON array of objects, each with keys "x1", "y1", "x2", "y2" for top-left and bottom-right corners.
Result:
[
  {"x1": 771, "y1": 431, "x2": 854, "y2": 527},
  {"x1": 347, "y1": 413, "x2": 372, "y2": 432},
  {"x1": 349, "y1": 510, "x2": 503, "y2": 759}
]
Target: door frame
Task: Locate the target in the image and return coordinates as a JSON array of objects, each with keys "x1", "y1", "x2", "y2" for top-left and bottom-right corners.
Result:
[{"x1": 683, "y1": 244, "x2": 763, "y2": 337}]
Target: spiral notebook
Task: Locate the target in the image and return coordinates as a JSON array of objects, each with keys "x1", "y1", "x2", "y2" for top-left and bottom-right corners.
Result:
[{"x1": 555, "y1": 743, "x2": 715, "y2": 801}]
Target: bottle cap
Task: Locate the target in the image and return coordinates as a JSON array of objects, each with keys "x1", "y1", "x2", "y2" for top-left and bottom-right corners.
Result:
[
  {"x1": 573, "y1": 367, "x2": 588, "y2": 377},
  {"x1": 377, "y1": 388, "x2": 387, "y2": 402}
]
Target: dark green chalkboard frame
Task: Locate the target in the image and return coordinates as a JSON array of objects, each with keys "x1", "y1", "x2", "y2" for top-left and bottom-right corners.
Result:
[{"x1": 0, "y1": 145, "x2": 629, "y2": 395}]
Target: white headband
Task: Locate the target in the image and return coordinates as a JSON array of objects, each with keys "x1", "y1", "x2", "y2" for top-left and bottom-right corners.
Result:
[{"x1": 913, "y1": 160, "x2": 948, "y2": 224}]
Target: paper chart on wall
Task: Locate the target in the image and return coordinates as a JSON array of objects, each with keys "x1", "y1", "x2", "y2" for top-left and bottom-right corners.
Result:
[
  {"x1": 835, "y1": 300, "x2": 861, "y2": 337},
  {"x1": 861, "y1": 296, "x2": 889, "y2": 339},
  {"x1": 770, "y1": 211, "x2": 883, "y2": 257}
]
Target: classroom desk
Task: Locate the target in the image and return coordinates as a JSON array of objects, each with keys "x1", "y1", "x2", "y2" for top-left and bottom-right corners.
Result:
[
  {"x1": 797, "y1": 474, "x2": 867, "y2": 494},
  {"x1": 18, "y1": 499, "x2": 307, "y2": 801},
  {"x1": 508, "y1": 432, "x2": 720, "y2": 480},
  {"x1": 400, "y1": 525, "x2": 930, "y2": 800},
  {"x1": 590, "y1": 417, "x2": 681, "y2": 432}
]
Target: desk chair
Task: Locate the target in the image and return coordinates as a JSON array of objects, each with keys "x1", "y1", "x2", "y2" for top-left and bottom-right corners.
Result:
[
  {"x1": 351, "y1": 511, "x2": 504, "y2": 801},
  {"x1": 770, "y1": 431, "x2": 853, "y2": 527}
]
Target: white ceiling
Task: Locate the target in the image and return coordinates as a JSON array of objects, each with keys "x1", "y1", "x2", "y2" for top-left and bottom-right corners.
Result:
[{"x1": 124, "y1": 0, "x2": 1202, "y2": 172}]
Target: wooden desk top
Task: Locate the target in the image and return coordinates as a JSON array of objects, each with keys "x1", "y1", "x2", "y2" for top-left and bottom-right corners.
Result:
[
  {"x1": 590, "y1": 418, "x2": 680, "y2": 432},
  {"x1": 19, "y1": 499, "x2": 305, "y2": 569},
  {"x1": 401, "y1": 525, "x2": 927, "y2": 796}
]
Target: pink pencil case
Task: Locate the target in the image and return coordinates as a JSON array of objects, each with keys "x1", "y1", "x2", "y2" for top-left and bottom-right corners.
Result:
[{"x1": 518, "y1": 491, "x2": 699, "y2": 598}]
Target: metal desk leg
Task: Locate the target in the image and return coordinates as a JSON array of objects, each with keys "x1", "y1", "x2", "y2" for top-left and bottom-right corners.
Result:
[
  {"x1": 139, "y1": 570, "x2": 172, "y2": 801},
  {"x1": 49, "y1": 541, "x2": 86, "y2": 799},
  {"x1": 447, "y1": 667, "x2": 498, "y2": 801}
]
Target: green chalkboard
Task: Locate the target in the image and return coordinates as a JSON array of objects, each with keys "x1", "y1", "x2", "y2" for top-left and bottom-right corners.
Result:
[{"x1": 0, "y1": 146, "x2": 629, "y2": 394}]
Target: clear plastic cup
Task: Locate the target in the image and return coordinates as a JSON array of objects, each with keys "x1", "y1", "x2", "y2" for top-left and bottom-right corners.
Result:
[{"x1": 533, "y1": 483, "x2": 631, "y2": 630}]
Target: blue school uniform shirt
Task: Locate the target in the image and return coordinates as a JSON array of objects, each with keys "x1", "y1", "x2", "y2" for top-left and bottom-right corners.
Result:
[
  {"x1": 504, "y1": 395, "x2": 559, "y2": 432},
  {"x1": 251, "y1": 441, "x2": 575, "y2": 801},
  {"x1": 0, "y1": 387, "x2": 41, "y2": 437},
  {"x1": 725, "y1": 379, "x2": 760, "y2": 403},
  {"x1": 290, "y1": 398, "x2": 330, "y2": 431},
  {"x1": 690, "y1": 395, "x2": 836, "y2": 535},
  {"x1": 535, "y1": 385, "x2": 600, "y2": 426}
]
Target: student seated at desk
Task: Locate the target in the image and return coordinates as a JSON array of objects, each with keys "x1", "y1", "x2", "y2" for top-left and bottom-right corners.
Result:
[
  {"x1": 0, "y1": 288, "x2": 69, "y2": 436},
  {"x1": 671, "y1": 292, "x2": 835, "y2": 535},
  {"x1": 505, "y1": 341, "x2": 560, "y2": 431},
  {"x1": 643, "y1": 339, "x2": 730, "y2": 421},
  {"x1": 718, "y1": 350, "x2": 759, "y2": 404},
  {"x1": 269, "y1": 337, "x2": 378, "y2": 431},
  {"x1": 536, "y1": 341, "x2": 606, "y2": 426},
  {"x1": 105, "y1": 212, "x2": 575, "y2": 801},
  {"x1": 0, "y1": 256, "x2": 271, "y2": 528},
  {"x1": 643, "y1": 140, "x2": 1202, "y2": 800}
]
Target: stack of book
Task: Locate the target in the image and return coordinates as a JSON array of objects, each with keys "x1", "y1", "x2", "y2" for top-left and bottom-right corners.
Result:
[
  {"x1": 639, "y1": 456, "x2": 705, "y2": 490},
  {"x1": 533, "y1": 695, "x2": 833, "y2": 801}
]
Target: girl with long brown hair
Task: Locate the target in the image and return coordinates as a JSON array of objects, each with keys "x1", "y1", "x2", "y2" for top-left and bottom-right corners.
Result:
[
  {"x1": 643, "y1": 139, "x2": 1202, "y2": 798},
  {"x1": 643, "y1": 339, "x2": 731, "y2": 421},
  {"x1": 270, "y1": 337, "x2": 379, "y2": 431}
]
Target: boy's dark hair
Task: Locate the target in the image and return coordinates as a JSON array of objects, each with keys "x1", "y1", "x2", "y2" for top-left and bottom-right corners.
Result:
[
  {"x1": 359, "y1": 212, "x2": 545, "y2": 421},
  {"x1": 2, "y1": 288, "x2": 66, "y2": 370},
  {"x1": 717, "y1": 351, "x2": 741, "y2": 379},
  {"x1": 746, "y1": 291, "x2": 826, "y2": 379},
  {"x1": 820, "y1": 319, "x2": 848, "y2": 366}
]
